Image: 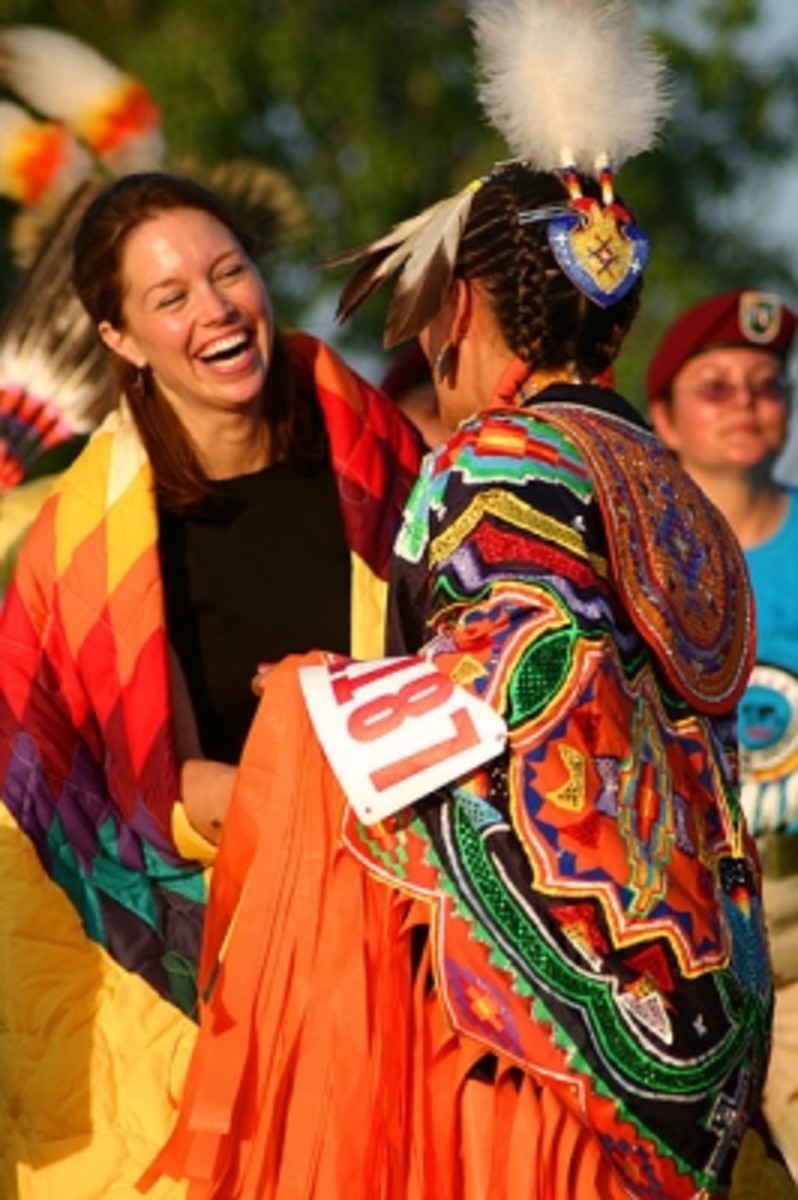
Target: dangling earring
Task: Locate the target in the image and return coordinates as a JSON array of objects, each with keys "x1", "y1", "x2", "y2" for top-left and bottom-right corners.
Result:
[
  {"x1": 434, "y1": 341, "x2": 456, "y2": 384},
  {"x1": 131, "y1": 365, "x2": 149, "y2": 402}
]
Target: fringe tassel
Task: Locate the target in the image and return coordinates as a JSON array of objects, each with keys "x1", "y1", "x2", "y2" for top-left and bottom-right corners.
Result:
[{"x1": 141, "y1": 653, "x2": 639, "y2": 1199}]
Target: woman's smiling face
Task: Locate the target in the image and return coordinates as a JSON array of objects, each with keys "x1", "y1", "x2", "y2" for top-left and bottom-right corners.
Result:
[{"x1": 100, "y1": 206, "x2": 274, "y2": 424}]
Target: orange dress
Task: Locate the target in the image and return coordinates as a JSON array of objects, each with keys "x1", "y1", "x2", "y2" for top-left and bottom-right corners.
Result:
[{"x1": 143, "y1": 656, "x2": 629, "y2": 1200}]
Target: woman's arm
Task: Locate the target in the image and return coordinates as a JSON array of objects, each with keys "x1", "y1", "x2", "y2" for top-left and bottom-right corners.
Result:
[
  {"x1": 169, "y1": 645, "x2": 236, "y2": 845},
  {"x1": 179, "y1": 759, "x2": 236, "y2": 845}
]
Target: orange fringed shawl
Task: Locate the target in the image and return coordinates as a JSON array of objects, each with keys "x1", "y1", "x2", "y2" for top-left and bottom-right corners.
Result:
[{"x1": 142, "y1": 655, "x2": 631, "y2": 1200}]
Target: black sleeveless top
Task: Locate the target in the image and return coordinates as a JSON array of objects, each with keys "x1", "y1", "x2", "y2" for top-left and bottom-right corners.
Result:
[{"x1": 159, "y1": 461, "x2": 351, "y2": 764}]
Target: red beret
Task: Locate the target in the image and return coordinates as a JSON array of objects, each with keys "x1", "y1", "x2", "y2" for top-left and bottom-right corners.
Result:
[{"x1": 646, "y1": 289, "x2": 797, "y2": 402}]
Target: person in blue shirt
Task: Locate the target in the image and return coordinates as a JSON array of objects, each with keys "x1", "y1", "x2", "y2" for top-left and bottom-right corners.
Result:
[{"x1": 647, "y1": 287, "x2": 798, "y2": 1176}]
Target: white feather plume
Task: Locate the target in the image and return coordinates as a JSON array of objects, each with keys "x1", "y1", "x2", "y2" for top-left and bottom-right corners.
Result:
[{"x1": 470, "y1": 0, "x2": 669, "y2": 175}]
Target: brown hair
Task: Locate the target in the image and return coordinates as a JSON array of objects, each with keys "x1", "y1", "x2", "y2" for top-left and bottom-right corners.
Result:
[
  {"x1": 72, "y1": 171, "x2": 325, "y2": 514},
  {"x1": 456, "y1": 162, "x2": 642, "y2": 380}
]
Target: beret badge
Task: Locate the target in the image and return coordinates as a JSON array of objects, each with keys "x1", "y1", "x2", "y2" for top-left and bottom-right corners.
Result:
[{"x1": 739, "y1": 292, "x2": 784, "y2": 346}]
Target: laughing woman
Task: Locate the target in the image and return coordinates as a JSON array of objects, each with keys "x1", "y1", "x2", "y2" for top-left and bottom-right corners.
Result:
[{"x1": 0, "y1": 171, "x2": 420, "y2": 1197}]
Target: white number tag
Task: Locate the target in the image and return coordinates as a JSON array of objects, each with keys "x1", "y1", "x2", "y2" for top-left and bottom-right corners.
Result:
[{"x1": 299, "y1": 656, "x2": 507, "y2": 825}]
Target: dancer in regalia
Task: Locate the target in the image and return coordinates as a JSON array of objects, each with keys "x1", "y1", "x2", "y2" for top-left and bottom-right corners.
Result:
[{"x1": 145, "y1": 3, "x2": 792, "y2": 1197}]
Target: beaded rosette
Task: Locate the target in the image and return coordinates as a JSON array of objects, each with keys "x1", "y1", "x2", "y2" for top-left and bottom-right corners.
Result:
[{"x1": 546, "y1": 169, "x2": 650, "y2": 308}]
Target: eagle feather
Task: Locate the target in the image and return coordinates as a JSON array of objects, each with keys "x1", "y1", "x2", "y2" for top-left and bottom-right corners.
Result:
[{"x1": 329, "y1": 184, "x2": 479, "y2": 347}]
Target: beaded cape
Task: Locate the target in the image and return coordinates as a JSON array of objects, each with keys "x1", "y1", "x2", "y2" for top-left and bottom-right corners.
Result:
[
  {"x1": 348, "y1": 385, "x2": 770, "y2": 1198},
  {"x1": 0, "y1": 332, "x2": 421, "y2": 1013}
]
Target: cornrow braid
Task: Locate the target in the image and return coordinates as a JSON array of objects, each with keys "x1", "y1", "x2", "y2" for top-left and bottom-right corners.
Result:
[{"x1": 455, "y1": 162, "x2": 641, "y2": 379}]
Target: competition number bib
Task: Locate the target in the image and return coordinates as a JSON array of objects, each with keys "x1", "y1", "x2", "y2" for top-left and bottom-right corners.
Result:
[{"x1": 300, "y1": 655, "x2": 507, "y2": 825}]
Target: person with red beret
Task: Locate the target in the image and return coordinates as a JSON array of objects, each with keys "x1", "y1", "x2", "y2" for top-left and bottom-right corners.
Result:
[{"x1": 647, "y1": 287, "x2": 798, "y2": 1176}]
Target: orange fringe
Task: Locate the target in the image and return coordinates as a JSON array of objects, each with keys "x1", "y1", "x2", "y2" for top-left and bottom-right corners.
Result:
[{"x1": 141, "y1": 655, "x2": 634, "y2": 1199}]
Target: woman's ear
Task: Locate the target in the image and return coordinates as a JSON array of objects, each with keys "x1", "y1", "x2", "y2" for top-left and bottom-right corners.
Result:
[{"x1": 98, "y1": 319, "x2": 146, "y2": 370}]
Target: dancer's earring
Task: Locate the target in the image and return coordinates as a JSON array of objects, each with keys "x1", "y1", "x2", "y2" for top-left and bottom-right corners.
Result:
[{"x1": 434, "y1": 341, "x2": 456, "y2": 384}]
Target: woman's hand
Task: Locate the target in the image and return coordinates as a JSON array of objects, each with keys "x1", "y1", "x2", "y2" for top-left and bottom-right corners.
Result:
[
  {"x1": 251, "y1": 661, "x2": 272, "y2": 698},
  {"x1": 168, "y1": 643, "x2": 235, "y2": 844},
  {"x1": 180, "y1": 758, "x2": 237, "y2": 845}
]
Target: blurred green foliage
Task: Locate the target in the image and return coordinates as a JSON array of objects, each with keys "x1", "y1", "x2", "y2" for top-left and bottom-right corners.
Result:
[{"x1": 2, "y1": 0, "x2": 797, "y2": 402}]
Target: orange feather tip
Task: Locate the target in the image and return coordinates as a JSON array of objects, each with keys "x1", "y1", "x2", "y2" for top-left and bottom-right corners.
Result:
[
  {"x1": 75, "y1": 77, "x2": 164, "y2": 165},
  {"x1": 0, "y1": 118, "x2": 87, "y2": 205}
]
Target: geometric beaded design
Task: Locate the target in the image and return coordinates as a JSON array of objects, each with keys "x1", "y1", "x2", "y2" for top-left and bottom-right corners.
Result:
[
  {"x1": 357, "y1": 398, "x2": 772, "y2": 1199},
  {"x1": 534, "y1": 403, "x2": 755, "y2": 714}
]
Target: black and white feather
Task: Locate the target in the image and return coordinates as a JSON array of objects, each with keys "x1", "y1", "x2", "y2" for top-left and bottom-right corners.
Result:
[{"x1": 328, "y1": 184, "x2": 480, "y2": 349}]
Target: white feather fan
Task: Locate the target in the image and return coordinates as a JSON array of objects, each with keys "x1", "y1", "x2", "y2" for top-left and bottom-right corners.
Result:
[{"x1": 470, "y1": 0, "x2": 669, "y2": 175}]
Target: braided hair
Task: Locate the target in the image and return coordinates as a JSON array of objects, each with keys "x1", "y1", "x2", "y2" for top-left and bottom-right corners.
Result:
[{"x1": 456, "y1": 162, "x2": 641, "y2": 380}]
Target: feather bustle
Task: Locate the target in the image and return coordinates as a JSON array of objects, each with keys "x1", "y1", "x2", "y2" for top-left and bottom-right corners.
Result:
[
  {"x1": 0, "y1": 26, "x2": 132, "y2": 124},
  {"x1": 173, "y1": 156, "x2": 308, "y2": 253},
  {"x1": 0, "y1": 181, "x2": 115, "y2": 449},
  {"x1": 0, "y1": 100, "x2": 94, "y2": 210},
  {"x1": 0, "y1": 25, "x2": 165, "y2": 172}
]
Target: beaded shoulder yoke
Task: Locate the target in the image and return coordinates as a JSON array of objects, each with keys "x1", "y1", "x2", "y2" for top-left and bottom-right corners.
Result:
[{"x1": 533, "y1": 401, "x2": 755, "y2": 714}]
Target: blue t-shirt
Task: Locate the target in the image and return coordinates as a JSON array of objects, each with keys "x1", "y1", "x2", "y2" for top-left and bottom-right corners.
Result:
[{"x1": 739, "y1": 488, "x2": 798, "y2": 833}]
